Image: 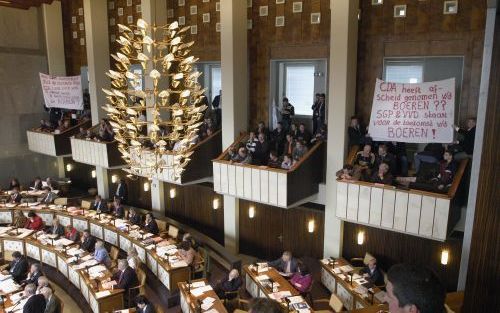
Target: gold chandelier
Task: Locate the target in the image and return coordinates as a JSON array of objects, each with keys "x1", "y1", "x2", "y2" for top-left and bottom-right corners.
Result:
[{"x1": 103, "y1": 19, "x2": 207, "y2": 179}]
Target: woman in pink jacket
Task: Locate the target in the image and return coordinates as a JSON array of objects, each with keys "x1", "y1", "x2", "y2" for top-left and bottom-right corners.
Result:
[{"x1": 290, "y1": 264, "x2": 312, "y2": 293}]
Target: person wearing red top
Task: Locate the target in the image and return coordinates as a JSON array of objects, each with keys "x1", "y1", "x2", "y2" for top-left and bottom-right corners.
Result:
[
  {"x1": 25, "y1": 211, "x2": 44, "y2": 231},
  {"x1": 65, "y1": 225, "x2": 80, "y2": 242},
  {"x1": 290, "y1": 264, "x2": 313, "y2": 293}
]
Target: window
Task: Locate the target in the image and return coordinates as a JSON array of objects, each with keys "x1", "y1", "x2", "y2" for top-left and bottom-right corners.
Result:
[
  {"x1": 384, "y1": 61, "x2": 423, "y2": 84},
  {"x1": 284, "y1": 65, "x2": 315, "y2": 116},
  {"x1": 210, "y1": 65, "x2": 221, "y2": 102}
]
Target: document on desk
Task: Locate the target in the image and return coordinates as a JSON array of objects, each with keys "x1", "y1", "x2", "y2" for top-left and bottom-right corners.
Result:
[
  {"x1": 81, "y1": 254, "x2": 94, "y2": 261},
  {"x1": 190, "y1": 281, "x2": 206, "y2": 288},
  {"x1": 0, "y1": 278, "x2": 20, "y2": 294},
  {"x1": 256, "y1": 274, "x2": 270, "y2": 281},
  {"x1": 339, "y1": 265, "x2": 354, "y2": 272},
  {"x1": 201, "y1": 302, "x2": 213, "y2": 311},
  {"x1": 190, "y1": 285, "x2": 213, "y2": 297},
  {"x1": 95, "y1": 290, "x2": 112, "y2": 299},
  {"x1": 66, "y1": 247, "x2": 84, "y2": 256},
  {"x1": 204, "y1": 309, "x2": 218, "y2": 313},
  {"x1": 333, "y1": 268, "x2": 342, "y2": 274},
  {"x1": 0, "y1": 272, "x2": 12, "y2": 281},
  {"x1": 171, "y1": 260, "x2": 188, "y2": 268},
  {"x1": 57, "y1": 238, "x2": 76, "y2": 247},
  {"x1": 102, "y1": 280, "x2": 117, "y2": 290}
]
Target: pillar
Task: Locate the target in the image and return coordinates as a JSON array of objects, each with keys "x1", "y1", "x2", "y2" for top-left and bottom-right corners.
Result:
[
  {"x1": 83, "y1": 0, "x2": 111, "y2": 125},
  {"x1": 323, "y1": 0, "x2": 359, "y2": 257},
  {"x1": 141, "y1": 0, "x2": 168, "y2": 213},
  {"x1": 220, "y1": 0, "x2": 249, "y2": 254},
  {"x1": 95, "y1": 167, "x2": 109, "y2": 199}
]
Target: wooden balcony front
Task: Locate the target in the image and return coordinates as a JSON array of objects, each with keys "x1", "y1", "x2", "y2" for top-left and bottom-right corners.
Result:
[
  {"x1": 212, "y1": 134, "x2": 325, "y2": 208},
  {"x1": 135, "y1": 130, "x2": 222, "y2": 185},
  {"x1": 27, "y1": 120, "x2": 91, "y2": 157},
  {"x1": 336, "y1": 149, "x2": 468, "y2": 241},
  {"x1": 70, "y1": 126, "x2": 125, "y2": 168}
]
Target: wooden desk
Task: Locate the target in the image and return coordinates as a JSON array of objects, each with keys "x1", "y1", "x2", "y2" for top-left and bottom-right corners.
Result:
[
  {"x1": 178, "y1": 279, "x2": 228, "y2": 313},
  {"x1": 320, "y1": 258, "x2": 384, "y2": 311}
]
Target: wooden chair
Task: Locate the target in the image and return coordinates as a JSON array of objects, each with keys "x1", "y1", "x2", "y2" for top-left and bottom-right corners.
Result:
[
  {"x1": 350, "y1": 252, "x2": 375, "y2": 271},
  {"x1": 81, "y1": 200, "x2": 92, "y2": 210},
  {"x1": 54, "y1": 197, "x2": 67, "y2": 206},
  {"x1": 168, "y1": 225, "x2": 179, "y2": 239},
  {"x1": 222, "y1": 290, "x2": 240, "y2": 312},
  {"x1": 191, "y1": 246, "x2": 207, "y2": 279},
  {"x1": 128, "y1": 268, "x2": 146, "y2": 307},
  {"x1": 156, "y1": 219, "x2": 168, "y2": 236},
  {"x1": 109, "y1": 246, "x2": 120, "y2": 268},
  {"x1": 301, "y1": 279, "x2": 314, "y2": 305},
  {"x1": 313, "y1": 293, "x2": 344, "y2": 313}
]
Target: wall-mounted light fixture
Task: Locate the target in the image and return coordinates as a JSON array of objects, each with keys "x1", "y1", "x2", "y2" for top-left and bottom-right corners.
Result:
[
  {"x1": 91, "y1": 170, "x2": 96, "y2": 178},
  {"x1": 394, "y1": 4, "x2": 407, "y2": 18},
  {"x1": 212, "y1": 198, "x2": 219, "y2": 210},
  {"x1": 248, "y1": 206, "x2": 255, "y2": 219},
  {"x1": 143, "y1": 182, "x2": 150, "y2": 192},
  {"x1": 308, "y1": 220, "x2": 315, "y2": 233},
  {"x1": 66, "y1": 164, "x2": 73, "y2": 172},
  {"x1": 169, "y1": 188, "x2": 176, "y2": 199},
  {"x1": 111, "y1": 175, "x2": 118, "y2": 184},
  {"x1": 371, "y1": 0, "x2": 383, "y2": 5},
  {"x1": 443, "y1": 1, "x2": 458, "y2": 15},
  {"x1": 357, "y1": 231, "x2": 365, "y2": 245},
  {"x1": 441, "y1": 250, "x2": 449, "y2": 265}
]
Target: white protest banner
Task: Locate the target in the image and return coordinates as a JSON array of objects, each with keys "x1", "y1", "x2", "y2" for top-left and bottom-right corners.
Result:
[
  {"x1": 368, "y1": 78, "x2": 455, "y2": 143},
  {"x1": 39, "y1": 73, "x2": 83, "y2": 110}
]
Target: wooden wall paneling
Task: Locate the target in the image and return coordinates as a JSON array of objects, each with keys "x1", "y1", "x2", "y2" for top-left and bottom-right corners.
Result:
[
  {"x1": 63, "y1": 157, "x2": 97, "y2": 191},
  {"x1": 282, "y1": 206, "x2": 325, "y2": 259},
  {"x1": 342, "y1": 222, "x2": 462, "y2": 292},
  {"x1": 463, "y1": 12, "x2": 500, "y2": 311},
  {"x1": 106, "y1": 168, "x2": 151, "y2": 209},
  {"x1": 61, "y1": 0, "x2": 87, "y2": 75}
]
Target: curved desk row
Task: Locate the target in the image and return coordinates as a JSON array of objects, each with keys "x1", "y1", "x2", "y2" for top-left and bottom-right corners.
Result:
[{"x1": 0, "y1": 206, "x2": 191, "y2": 296}]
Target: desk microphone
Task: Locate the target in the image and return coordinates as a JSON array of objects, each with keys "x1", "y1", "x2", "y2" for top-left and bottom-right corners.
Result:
[{"x1": 7, "y1": 296, "x2": 25, "y2": 313}]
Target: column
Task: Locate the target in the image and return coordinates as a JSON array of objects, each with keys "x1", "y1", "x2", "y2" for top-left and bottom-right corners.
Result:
[
  {"x1": 323, "y1": 0, "x2": 359, "y2": 257},
  {"x1": 83, "y1": 0, "x2": 111, "y2": 197},
  {"x1": 142, "y1": 0, "x2": 168, "y2": 213},
  {"x1": 220, "y1": 0, "x2": 248, "y2": 254},
  {"x1": 42, "y1": 1, "x2": 67, "y2": 178}
]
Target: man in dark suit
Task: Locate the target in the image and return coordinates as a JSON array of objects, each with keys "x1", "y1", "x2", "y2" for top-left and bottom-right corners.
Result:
[
  {"x1": 253, "y1": 133, "x2": 270, "y2": 165},
  {"x1": 46, "y1": 219, "x2": 65, "y2": 237},
  {"x1": 31, "y1": 177, "x2": 43, "y2": 191},
  {"x1": 455, "y1": 118, "x2": 476, "y2": 156},
  {"x1": 215, "y1": 269, "x2": 243, "y2": 299},
  {"x1": 267, "y1": 251, "x2": 298, "y2": 277},
  {"x1": 112, "y1": 259, "x2": 139, "y2": 306},
  {"x1": 10, "y1": 186, "x2": 22, "y2": 204},
  {"x1": 374, "y1": 144, "x2": 397, "y2": 175},
  {"x1": 22, "y1": 263, "x2": 43, "y2": 286},
  {"x1": 112, "y1": 197, "x2": 125, "y2": 219},
  {"x1": 115, "y1": 179, "x2": 128, "y2": 204},
  {"x1": 2, "y1": 251, "x2": 28, "y2": 283},
  {"x1": 128, "y1": 208, "x2": 142, "y2": 226},
  {"x1": 80, "y1": 229, "x2": 96, "y2": 253},
  {"x1": 359, "y1": 257, "x2": 384, "y2": 286},
  {"x1": 22, "y1": 283, "x2": 46, "y2": 313},
  {"x1": 40, "y1": 287, "x2": 61, "y2": 313},
  {"x1": 135, "y1": 295, "x2": 155, "y2": 313},
  {"x1": 92, "y1": 195, "x2": 108, "y2": 213},
  {"x1": 348, "y1": 116, "x2": 367, "y2": 147},
  {"x1": 144, "y1": 213, "x2": 159, "y2": 235}
]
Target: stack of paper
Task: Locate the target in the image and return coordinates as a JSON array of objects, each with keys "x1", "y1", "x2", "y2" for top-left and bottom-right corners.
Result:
[
  {"x1": 55, "y1": 238, "x2": 74, "y2": 246},
  {"x1": 190, "y1": 285, "x2": 212, "y2": 297},
  {"x1": 95, "y1": 290, "x2": 111, "y2": 299},
  {"x1": 339, "y1": 265, "x2": 354, "y2": 272},
  {"x1": 171, "y1": 260, "x2": 188, "y2": 268},
  {"x1": 0, "y1": 278, "x2": 20, "y2": 294},
  {"x1": 201, "y1": 296, "x2": 215, "y2": 310},
  {"x1": 191, "y1": 281, "x2": 206, "y2": 288},
  {"x1": 66, "y1": 247, "x2": 84, "y2": 256},
  {"x1": 0, "y1": 273, "x2": 12, "y2": 281}
]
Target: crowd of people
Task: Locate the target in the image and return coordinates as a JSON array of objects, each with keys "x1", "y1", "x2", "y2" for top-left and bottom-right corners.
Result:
[
  {"x1": 75, "y1": 118, "x2": 115, "y2": 142},
  {"x1": 338, "y1": 116, "x2": 476, "y2": 193},
  {"x1": 39, "y1": 108, "x2": 90, "y2": 135}
]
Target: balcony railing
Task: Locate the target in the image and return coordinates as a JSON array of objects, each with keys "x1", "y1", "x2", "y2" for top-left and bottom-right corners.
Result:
[
  {"x1": 134, "y1": 130, "x2": 222, "y2": 185},
  {"x1": 212, "y1": 133, "x2": 325, "y2": 208},
  {"x1": 27, "y1": 120, "x2": 91, "y2": 157},
  {"x1": 70, "y1": 125, "x2": 125, "y2": 168},
  {"x1": 336, "y1": 146, "x2": 468, "y2": 241}
]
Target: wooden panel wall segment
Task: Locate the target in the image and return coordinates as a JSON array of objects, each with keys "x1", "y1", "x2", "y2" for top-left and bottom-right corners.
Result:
[
  {"x1": 356, "y1": 0, "x2": 487, "y2": 125},
  {"x1": 462, "y1": 10, "x2": 500, "y2": 312},
  {"x1": 107, "y1": 168, "x2": 152, "y2": 210},
  {"x1": 342, "y1": 222, "x2": 462, "y2": 292},
  {"x1": 61, "y1": 0, "x2": 87, "y2": 75},
  {"x1": 163, "y1": 182, "x2": 225, "y2": 245}
]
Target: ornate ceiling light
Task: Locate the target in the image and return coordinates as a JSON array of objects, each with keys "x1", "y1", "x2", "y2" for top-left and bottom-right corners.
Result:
[{"x1": 103, "y1": 19, "x2": 206, "y2": 179}]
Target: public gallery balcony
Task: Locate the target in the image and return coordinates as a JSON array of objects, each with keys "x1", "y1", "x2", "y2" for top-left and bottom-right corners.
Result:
[
  {"x1": 27, "y1": 119, "x2": 91, "y2": 157},
  {"x1": 134, "y1": 130, "x2": 222, "y2": 185},
  {"x1": 212, "y1": 134, "x2": 325, "y2": 208},
  {"x1": 70, "y1": 125, "x2": 126, "y2": 168},
  {"x1": 335, "y1": 146, "x2": 469, "y2": 241}
]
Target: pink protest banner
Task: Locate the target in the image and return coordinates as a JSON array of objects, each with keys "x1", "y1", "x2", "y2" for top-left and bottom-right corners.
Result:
[
  {"x1": 39, "y1": 73, "x2": 83, "y2": 110},
  {"x1": 368, "y1": 78, "x2": 455, "y2": 143}
]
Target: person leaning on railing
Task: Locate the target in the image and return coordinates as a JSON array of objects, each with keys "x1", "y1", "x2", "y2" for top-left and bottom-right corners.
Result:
[{"x1": 229, "y1": 146, "x2": 252, "y2": 164}]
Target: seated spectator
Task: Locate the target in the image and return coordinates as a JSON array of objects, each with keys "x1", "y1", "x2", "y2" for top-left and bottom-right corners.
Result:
[
  {"x1": 267, "y1": 151, "x2": 281, "y2": 168},
  {"x1": 94, "y1": 240, "x2": 111, "y2": 267},
  {"x1": 359, "y1": 257, "x2": 384, "y2": 286},
  {"x1": 80, "y1": 230, "x2": 96, "y2": 253},
  {"x1": 144, "y1": 213, "x2": 159, "y2": 235},
  {"x1": 433, "y1": 150, "x2": 458, "y2": 191},
  {"x1": 354, "y1": 144, "x2": 376, "y2": 180},
  {"x1": 375, "y1": 144, "x2": 397, "y2": 174},
  {"x1": 336, "y1": 164, "x2": 358, "y2": 181},
  {"x1": 45, "y1": 177, "x2": 58, "y2": 190},
  {"x1": 254, "y1": 133, "x2": 270, "y2": 165},
  {"x1": 40, "y1": 186, "x2": 57, "y2": 204},
  {"x1": 453, "y1": 117, "x2": 476, "y2": 159},
  {"x1": 289, "y1": 123, "x2": 298, "y2": 139},
  {"x1": 414, "y1": 143, "x2": 444, "y2": 172},
  {"x1": 178, "y1": 240, "x2": 202, "y2": 270},
  {"x1": 296, "y1": 123, "x2": 311, "y2": 144},
  {"x1": 292, "y1": 140, "x2": 308, "y2": 161},
  {"x1": 370, "y1": 163, "x2": 393, "y2": 185},
  {"x1": 31, "y1": 177, "x2": 43, "y2": 191},
  {"x1": 246, "y1": 131, "x2": 258, "y2": 154},
  {"x1": 283, "y1": 134, "x2": 295, "y2": 156},
  {"x1": 386, "y1": 141, "x2": 408, "y2": 176},
  {"x1": 8, "y1": 178, "x2": 20, "y2": 190},
  {"x1": 347, "y1": 116, "x2": 366, "y2": 147},
  {"x1": 98, "y1": 119, "x2": 114, "y2": 141},
  {"x1": 10, "y1": 186, "x2": 22, "y2": 204},
  {"x1": 230, "y1": 146, "x2": 252, "y2": 164},
  {"x1": 292, "y1": 156, "x2": 300, "y2": 168},
  {"x1": 311, "y1": 124, "x2": 327, "y2": 144},
  {"x1": 255, "y1": 121, "x2": 270, "y2": 140},
  {"x1": 290, "y1": 264, "x2": 313, "y2": 293},
  {"x1": 76, "y1": 126, "x2": 87, "y2": 139},
  {"x1": 55, "y1": 119, "x2": 70, "y2": 133},
  {"x1": 11, "y1": 210, "x2": 28, "y2": 228},
  {"x1": 281, "y1": 154, "x2": 293, "y2": 170},
  {"x1": 25, "y1": 211, "x2": 44, "y2": 231},
  {"x1": 271, "y1": 122, "x2": 286, "y2": 155},
  {"x1": 65, "y1": 224, "x2": 80, "y2": 242},
  {"x1": 85, "y1": 129, "x2": 94, "y2": 140},
  {"x1": 39, "y1": 119, "x2": 54, "y2": 132},
  {"x1": 215, "y1": 269, "x2": 243, "y2": 299}
]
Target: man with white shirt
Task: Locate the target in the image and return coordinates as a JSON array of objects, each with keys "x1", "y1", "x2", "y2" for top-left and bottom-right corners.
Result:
[
  {"x1": 359, "y1": 257, "x2": 384, "y2": 286},
  {"x1": 22, "y1": 283, "x2": 46, "y2": 313}
]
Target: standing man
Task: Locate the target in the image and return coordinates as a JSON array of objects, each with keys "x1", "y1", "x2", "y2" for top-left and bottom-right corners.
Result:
[
  {"x1": 280, "y1": 97, "x2": 295, "y2": 131},
  {"x1": 115, "y1": 178, "x2": 128, "y2": 204}
]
